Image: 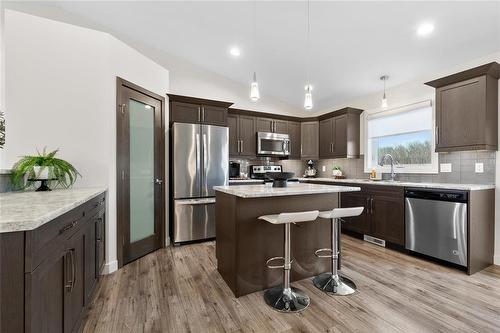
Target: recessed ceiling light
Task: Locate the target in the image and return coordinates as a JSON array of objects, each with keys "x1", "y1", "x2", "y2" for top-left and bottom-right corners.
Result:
[
  {"x1": 417, "y1": 22, "x2": 434, "y2": 36},
  {"x1": 229, "y1": 46, "x2": 241, "y2": 57}
]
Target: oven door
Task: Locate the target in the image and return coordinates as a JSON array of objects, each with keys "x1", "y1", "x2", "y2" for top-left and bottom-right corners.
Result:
[{"x1": 257, "y1": 132, "x2": 290, "y2": 156}]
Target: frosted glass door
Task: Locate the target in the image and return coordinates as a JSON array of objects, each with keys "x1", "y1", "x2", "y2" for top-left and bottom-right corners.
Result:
[
  {"x1": 117, "y1": 79, "x2": 164, "y2": 266},
  {"x1": 129, "y1": 99, "x2": 155, "y2": 242}
]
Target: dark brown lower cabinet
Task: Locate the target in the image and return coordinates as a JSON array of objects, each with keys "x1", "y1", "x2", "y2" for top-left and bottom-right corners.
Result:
[
  {"x1": 339, "y1": 191, "x2": 370, "y2": 234},
  {"x1": 0, "y1": 193, "x2": 106, "y2": 333},
  {"x1": 370, "y1": 188, "x2": 405, "y2": 245},
  {"x1": 340, "y1": 184, "x2": 405, "y2": 246},
  {"x1": 26, "y1": 245, "x2": 66, "y2": 333},
  {"x1": 64, "y1": 228, "x2": 86, "y2": 333}
]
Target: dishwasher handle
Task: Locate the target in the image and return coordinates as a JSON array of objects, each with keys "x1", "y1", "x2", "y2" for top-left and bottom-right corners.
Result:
[{"x1": 405, "y1": 188, "x2": 468, "y2": 203}]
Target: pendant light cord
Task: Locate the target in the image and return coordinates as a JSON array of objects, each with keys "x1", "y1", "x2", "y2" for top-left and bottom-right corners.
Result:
[
  {"x1": 306, "y1": 0, "x2": 310, "y2": 85},
  {"x1": 253, "y1": 0, "x2": 257, "y2": 74}
]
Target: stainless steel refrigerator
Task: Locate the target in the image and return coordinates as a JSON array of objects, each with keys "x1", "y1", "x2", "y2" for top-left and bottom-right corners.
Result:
[{"x1": 172, "y1": 123, "x2": 228, "y2": 243}]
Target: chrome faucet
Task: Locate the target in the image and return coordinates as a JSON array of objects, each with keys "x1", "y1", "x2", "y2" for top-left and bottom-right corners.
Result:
[{"x1": 379, "y1": 154, "x2": 398, "y2": 181}]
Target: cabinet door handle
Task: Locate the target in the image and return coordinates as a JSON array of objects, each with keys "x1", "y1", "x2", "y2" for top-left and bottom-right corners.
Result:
[
  {"x1": 70, "y1": 249, "x2": 76, "y2": 292},
  {"x1": 202, "y1": 106, "x2": 205, "y2": 122},
  {"x1": 366, "y1": 197, "x2": 370, "y2": 215},
  {"x1": 64, "y1": 252, "x2": 72, "y2": 291},
  {"x1": 240, "y1": 140, "x2": 244, "y2": 153},
  {"x1": 435, "y1": 126, "x2": 439, "y2": 145},
  {"x1": 370, "y1": 198, "x2": 374, "y2": 215},
  {"x1": 198, "y1": 107, "x2": 201, "y2": 122}
]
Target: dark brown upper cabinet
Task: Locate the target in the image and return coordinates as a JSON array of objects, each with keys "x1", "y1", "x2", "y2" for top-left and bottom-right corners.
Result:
[
  {"x1": 256, "y1": 117, "x2": 288, "y2": 134},
  {"x1": 319, "y1": 108, "x2": 362, "y2": 159},
  {"x1": 300, "y1": 121, "x2": 319, "y2": 159},
  {"x1": 425, "y1": 62, "x2": 500, "y2": 152},
  {"x1": 228, "y1": 112, "x2": 256, "y2": 157},
  {"x1": 168, "y1": 94, "x2": 233, "y2": 126},
  {"x1": 287, "y1": 121, "x2": 301, "y2": 159}
]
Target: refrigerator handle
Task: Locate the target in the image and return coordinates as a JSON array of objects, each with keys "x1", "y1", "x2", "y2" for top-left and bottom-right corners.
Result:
[
  {"x1": 203, "y1": 133, "x2": 208, "y2": 189},
  {"x1": 196, "y1": 133, "x2": 201, "y2": 182}
]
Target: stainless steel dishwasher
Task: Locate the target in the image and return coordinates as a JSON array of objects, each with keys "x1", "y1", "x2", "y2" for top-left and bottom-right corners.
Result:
[{"x1": 405, "y1": 188, "x2": 468, "y2": 266}]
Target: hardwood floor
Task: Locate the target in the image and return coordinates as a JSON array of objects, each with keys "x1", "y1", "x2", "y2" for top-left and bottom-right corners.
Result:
[{"x1": 82, "y1": 236, "x2": 500, "y2": 333}]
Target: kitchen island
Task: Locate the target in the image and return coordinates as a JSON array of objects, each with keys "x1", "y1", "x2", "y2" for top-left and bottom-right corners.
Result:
[{"x1": 214, "y1": 183, "x2": 360, "y2": 297}]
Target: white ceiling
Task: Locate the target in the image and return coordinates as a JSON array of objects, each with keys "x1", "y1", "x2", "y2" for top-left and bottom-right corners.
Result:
[{"x1": 6, "y1": 1, "x2": 500, "y2": 111}]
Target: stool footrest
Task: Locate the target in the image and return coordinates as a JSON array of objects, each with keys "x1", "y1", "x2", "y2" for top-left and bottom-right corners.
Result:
[
  {"x1": 266, "y1": 256, "x2": 287, "y2": 269},
  {"x1": 314, "y1": 248, "x2": 334, "y2": 258}
]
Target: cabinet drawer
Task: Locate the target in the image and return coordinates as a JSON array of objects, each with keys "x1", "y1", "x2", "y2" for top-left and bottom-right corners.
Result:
[
  {"x1": 25, "y1": 193, "x2": 105, "y2": 272},
  {"x1": 84, "y1": 193, "x2": 106, "y2": 220}
]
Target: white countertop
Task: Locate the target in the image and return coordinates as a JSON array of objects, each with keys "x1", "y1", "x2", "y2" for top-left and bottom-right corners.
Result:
[
  {"x1": 0, "y1": 188, "x2": 106, "y2": 233},
  {"x1": 229, "y1": 179, "x2": 265, "y2": 184},
  {"x1": 298, "y1": 178, "x2": 495, "y2": 191},
  {"x1": 214, "y1": 183, "x2": 360, "y2": 198}
]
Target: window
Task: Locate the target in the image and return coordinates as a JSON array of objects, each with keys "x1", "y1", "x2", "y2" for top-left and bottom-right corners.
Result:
[{"x1": 364, "y1": 101, "x2": 437, "y2": 174}]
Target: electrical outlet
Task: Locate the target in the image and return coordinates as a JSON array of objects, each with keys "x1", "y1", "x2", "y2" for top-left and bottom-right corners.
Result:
[
  {"x1": 475, "y1": 162, "x2": 484, "y2": 173},
  {"x1": 440, "y1": 163, "x2": 452, "y2": 173},
  {"x1": 322, "y1": 165, "x2": 326, "y2": 172}
]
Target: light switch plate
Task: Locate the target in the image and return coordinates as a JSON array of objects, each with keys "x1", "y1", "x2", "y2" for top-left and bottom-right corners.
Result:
[
  {"x1": 475, "y1": 162, "x2": 484, "y2": 173},
  {"x1": 440, "y1": 163, "x2": 452, "y2": 173},
  {"x1": 322, "y1": 165, "x2": 326, "y2": 172}
]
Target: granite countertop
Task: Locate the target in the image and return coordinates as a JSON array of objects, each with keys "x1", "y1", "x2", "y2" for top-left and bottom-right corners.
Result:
[
  {"x1": 214, "y1": 182, "x2": 360, "y2": 198},
  {"x1": 229, "y1": 179, "x2": 265, "y2": 184},
  {"x1": 0, "y1": 187, "x2": 106, "y2": 233},
  {"x1": 298, "y1": 177, "x2": 495, "y2": 191}
]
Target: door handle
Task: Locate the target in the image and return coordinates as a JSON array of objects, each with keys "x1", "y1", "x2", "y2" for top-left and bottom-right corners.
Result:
[
  {"x1": 154, "y1": 178, "x2": 163, "y2": 185},
  {"x1": 366, "y1": 197, "x2": 370, "y2": 215},
  {"x1": 370, "y1": 198, "x2": 374, "y2": 215},
  {"x1": 197, "y1": 107, "x2": 201, "y2": 122},
  {"x1": 240, "y1": 139, "x2": 244, "y2": 153},
  {"x1": 71, "y1": 249, "x2": 76, "y2": 292},
  {"x1": 202, "y1": 106, "x2": 205, "y2": 122},
  {"x1": 435, "y1": 126, "x2": 439, "y2": 145}
]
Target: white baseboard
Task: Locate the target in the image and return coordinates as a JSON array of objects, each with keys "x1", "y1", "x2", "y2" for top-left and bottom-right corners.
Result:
[
  {"x1": 494, "y1": 255, "x2": 500, "y2": 266},
  {"x1": 102, "y1": 260, "x2": 118, "y2": 275}
]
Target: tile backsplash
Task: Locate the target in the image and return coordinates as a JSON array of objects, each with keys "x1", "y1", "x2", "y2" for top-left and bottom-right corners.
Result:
[
  {"x1": 315, "y1": 151, "x2": 496, "y2": 184},
  {"x1": 232, "y1": 151, "x2": 496, "y2": 185}
]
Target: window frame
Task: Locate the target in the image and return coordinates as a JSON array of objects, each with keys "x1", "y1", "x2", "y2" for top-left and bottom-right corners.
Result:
[{"x1": 363, "y1": 100, "x2": 438, "y2": 174}]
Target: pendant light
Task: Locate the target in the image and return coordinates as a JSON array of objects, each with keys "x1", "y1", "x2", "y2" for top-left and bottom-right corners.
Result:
[
  {"x1": 304, "y1": 0, "x2": 313, "y2": 110},
  {"x1": 304, "y1": 85, "x2": 313, "y2": 110},
  {"x1": 380, "y1": 75, "x2": 389, "y2": 108},
  {"x1": 250, "y1": 0, "x2": 260, "y2": 101}
]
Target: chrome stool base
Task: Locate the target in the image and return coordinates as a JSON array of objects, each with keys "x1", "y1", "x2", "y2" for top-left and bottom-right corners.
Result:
[
  {"x1": 264, "y1": 286, "x2": 311, "y2": 313},
  {"x1": 313, "y1": 272, "x2": 357, "y2": 296}
]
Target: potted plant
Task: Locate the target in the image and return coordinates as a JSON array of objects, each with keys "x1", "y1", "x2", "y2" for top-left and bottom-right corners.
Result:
[
  {"x1": 332, "y1": 166, "x2": 343, "y2": 178},
  {"x1": 11, "y1": 148, "x2": 81, "y2": 191}
]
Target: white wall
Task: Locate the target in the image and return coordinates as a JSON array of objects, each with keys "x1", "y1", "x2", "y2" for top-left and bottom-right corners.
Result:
[
  {"x1": 315, "y1": 52, "x2": 500, "y2": 265},
  {"x1": 3, "y1": 10, "x2": 169, "y2": 273}
]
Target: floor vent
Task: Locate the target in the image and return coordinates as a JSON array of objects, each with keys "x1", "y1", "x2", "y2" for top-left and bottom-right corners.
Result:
[{"x1": 363, "y1": 235, "x2": 386, "y2": 247}]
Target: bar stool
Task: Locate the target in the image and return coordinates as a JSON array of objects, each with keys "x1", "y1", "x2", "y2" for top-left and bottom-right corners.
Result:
[
  {"x1": 259, "y1": 210, "x2": 319, "y2": 313},
  {"x1": 313, "y1": 207, "x2": 364, "y2": 296}
]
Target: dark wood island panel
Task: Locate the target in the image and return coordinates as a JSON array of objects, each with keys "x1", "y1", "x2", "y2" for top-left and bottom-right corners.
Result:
[{"x1": 215, "y1": 191, "x2": 339, "y2": 297}]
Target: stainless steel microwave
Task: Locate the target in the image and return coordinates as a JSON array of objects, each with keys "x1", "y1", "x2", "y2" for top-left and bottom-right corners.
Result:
[{"x1": 257, "y1": 132, "x2": 290, "y2": 156}]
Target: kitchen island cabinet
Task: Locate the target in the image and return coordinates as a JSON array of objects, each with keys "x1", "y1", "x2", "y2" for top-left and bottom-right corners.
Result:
[
  {"x1": 0, "y1": 189, "x2": 106, "y2": 333},
  {"x1": 213, "y1": 183, "x2": 360, "y2": 297}
]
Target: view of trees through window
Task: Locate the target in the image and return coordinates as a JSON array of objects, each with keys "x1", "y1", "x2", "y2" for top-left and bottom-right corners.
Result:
[{"x1": 371, "y1": 130, "x2": 432, "y2": 165}]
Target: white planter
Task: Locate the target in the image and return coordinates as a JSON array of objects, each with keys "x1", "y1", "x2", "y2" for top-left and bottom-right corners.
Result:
[
  {"x1": 332, "y1": 169, "x2": 343, "y2": 177},
  {"x1": 33, "y1": 166, "x2": 54, "y2": 180}
]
